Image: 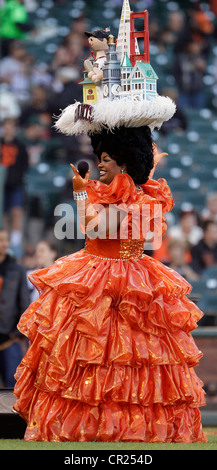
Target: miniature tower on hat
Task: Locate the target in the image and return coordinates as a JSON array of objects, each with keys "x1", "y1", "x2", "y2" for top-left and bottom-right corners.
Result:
[
  {"x1": 102, "y1": 35, "x2": 121, "y2": 100},
  {"x1": 116, "y1": 0, "x2": 140, "y2": 64},
  {"x1": 117, "y1": 6, "x2": 158, "y2": 101}
]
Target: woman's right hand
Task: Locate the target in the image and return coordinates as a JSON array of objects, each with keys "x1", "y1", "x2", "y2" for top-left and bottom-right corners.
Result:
[{"x1": 70, "y1": 163, "x2": 90, "y2": 193}]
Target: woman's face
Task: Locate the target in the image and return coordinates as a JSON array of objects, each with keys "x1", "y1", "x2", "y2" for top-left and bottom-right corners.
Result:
[{"x1": 98, "y1": 152, "x2": 126, "y2": 185}]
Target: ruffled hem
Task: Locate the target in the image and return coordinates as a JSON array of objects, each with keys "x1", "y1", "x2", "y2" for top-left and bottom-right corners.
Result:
[
  {"x1": 14, "y1": 359, "x2": 206, "y2": 410},
  {"x1": 13, "y1": 392, "x2": 207, "y2": 442}
]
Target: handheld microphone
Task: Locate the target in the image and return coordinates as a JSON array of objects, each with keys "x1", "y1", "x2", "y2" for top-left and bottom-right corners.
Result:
[{"x1": 77, "y1": 160, "x2": 89, "y2": 178}]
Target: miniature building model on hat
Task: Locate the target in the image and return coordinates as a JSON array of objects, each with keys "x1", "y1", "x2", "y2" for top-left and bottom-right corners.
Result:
[
  {"x1": 102, "y1": 34, "x2": 121, "y2": 101},
  {"x1": 116, "y1": 0, "x2": 140, "y2": 64},
  {"x1": 55, "y1": 0, "x2": 176, "y2": 136},
  {"x1": 79, "y1": 54, "x2": 97, "y2": 104}
]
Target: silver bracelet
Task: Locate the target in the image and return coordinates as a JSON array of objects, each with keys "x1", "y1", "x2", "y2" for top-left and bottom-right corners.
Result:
[{"x1": 73, "y1": 190, "x2": 88, "y2": 201}]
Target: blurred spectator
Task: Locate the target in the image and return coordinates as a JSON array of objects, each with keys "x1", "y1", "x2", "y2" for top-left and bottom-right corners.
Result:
[
  {"x1": 48, "y1": 67, "x2": 82, "y2": 146},
  {"x1": 174, "y1": 3, "x2": 214, "y2": 58},
  {"x1": 19, "y1": 116, "x2": 48, "y2": 166},
  {"x1": 152, "y1": 233, "x2": 170, "y2": 264},
  {"x1": 201, "y1": 192, "x2": 217, "y2": 223},
  {"x1": 0, "y1": 83, "x2": 20, "y2": 120},
  {"x1": 51, "y1": 45, "x2": 73, "y2": 72},
  {"x1": 0, "y1": 40, "x2": 31, "y2": 104},
  {"x1": 50, "y1": 66, "x2": 81, "y2": 100},
  {"x1": 203, "y1": 381, "x2": 217, "y2": 399},
  {"x1": 0, "y1": 40, "x2": 26, "y2": 81},
  {"x1": 191, "y1": 220, "x2": 217, "y2": 274},
  {"x1": 160, "y1": 11, "x2": 185, "y2": 49},
  {"x1": 173, "y1": 40, "x2": 206, "y2": 110},
  {"x1": 168, "y1": 209, "x2": 203, "y2": 247},
  {"x1": 0, "y1": 118, "x2": 28, "y2": 258},
  {"x1": 160, "y1": 88, "x2": 188, "y2": 135},
  {"x1": 0, "y1": 0, "x2": 31, "y2": 56},
  {"x1": 166, "y1": 238, "x2": 199, "y2": 281},
  {"x1": 64, "y1": 31, "x2": 87, "y2": 67},
  {"x1": 35, "y1": 240, "x2": 58, "y2": 269},
  {"x1": 71, "y1": 14, "x2": 89, "y2": 37},
  {"x1": 0, "y1": 228, "x2": 30, "y2": 387},
  {"x1": 50, "y1": 31, "x2": 86, "y2": 76},
  {"x1": 20, "y1": 85, "x2": 51, "y2": 127},
  {"x1": 210, "y1": 0, "x2": 217, "y2": 17},
  {"x1": 189, "y1": 3, "x2": 214, "y2": 54},
  {"x1": 21, "y1": 245, "x2": 36, "y2": 271},
  {"x1": 31, "y1": 61, "x2": 53, "y2": 89},
  {"x1": 77, "y1": 135, "x2": 98, "y2": 164},
  {"x1": 168, "y1": 11, "x2": 185, "y2": 34},
  {"x1": 26, "y1": 240, "x2": 58, "y2": 302},
  {"x1": 149, "y1": 17, "x2": 161, "y2": 46}
]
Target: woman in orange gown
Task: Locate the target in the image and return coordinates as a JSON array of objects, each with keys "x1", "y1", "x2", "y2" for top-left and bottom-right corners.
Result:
[{"x1": 13, "y1": 125, "x2": 207, "y2": 442}]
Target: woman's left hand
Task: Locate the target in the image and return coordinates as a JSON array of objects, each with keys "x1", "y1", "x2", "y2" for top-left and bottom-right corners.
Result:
[
  {"x1": 149, "y1": 144, "x2": 168, "y2": 179},
  {"x1": 153, "y1": 144, "x2": 168, "y2": 167}
]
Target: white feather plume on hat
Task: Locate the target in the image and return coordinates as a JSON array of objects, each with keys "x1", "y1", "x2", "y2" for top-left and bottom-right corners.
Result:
[{"x1": 54, "y1": 95, "x2": 176, "y2": 136}]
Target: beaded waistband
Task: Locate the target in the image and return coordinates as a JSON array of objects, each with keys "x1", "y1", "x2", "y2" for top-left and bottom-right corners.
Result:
[{"x1": 84, "y1": 238, "x2": 144, "y2": 261}]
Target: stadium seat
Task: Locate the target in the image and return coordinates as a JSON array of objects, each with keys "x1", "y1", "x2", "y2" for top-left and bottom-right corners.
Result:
[
  {"x1": 197, "y1": 292, "x2": 217, "y2": 317},
  {"x1": 182, "y1": 191, "x2": 206, "y2": 209},
  {"x1": 24, "y1": 163, "x2": 70, "y2": 222},
  {"x1": 201, "y1": 266, "x2": 217, "y2": 281},
  {"x1": 188, "y1": 280, "x2": 208, "y2": 303}
]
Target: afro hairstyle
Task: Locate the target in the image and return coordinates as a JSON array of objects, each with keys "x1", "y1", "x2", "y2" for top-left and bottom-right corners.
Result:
[{"x1": 90, "y1": 125, "x2": 154, "y2": 185}]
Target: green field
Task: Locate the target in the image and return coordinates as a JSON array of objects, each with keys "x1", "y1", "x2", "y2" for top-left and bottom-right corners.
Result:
[{"x1": 0, "y1": 429, "x2": 217, "y2": 450}]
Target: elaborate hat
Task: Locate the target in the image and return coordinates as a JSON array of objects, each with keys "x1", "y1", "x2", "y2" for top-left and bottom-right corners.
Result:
[{"x1": 55, "y1": 1, "x2": 176, "y2": 136}]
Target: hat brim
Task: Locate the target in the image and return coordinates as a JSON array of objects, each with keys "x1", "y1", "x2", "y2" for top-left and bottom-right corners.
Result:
[
  {"x1": 55, "y1": 96, "x2": 176, "y2": 136},
  {"x1": 85, "y1": 31, "x2": 109, "y2": 39},
  {"x1": 85, "y1": 31, "x2": 96, "y2": 38}
]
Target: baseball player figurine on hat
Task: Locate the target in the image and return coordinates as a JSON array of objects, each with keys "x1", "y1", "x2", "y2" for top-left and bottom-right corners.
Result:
[{"x1": 84, "y1": 28, "x2": 110, "y2": 100}]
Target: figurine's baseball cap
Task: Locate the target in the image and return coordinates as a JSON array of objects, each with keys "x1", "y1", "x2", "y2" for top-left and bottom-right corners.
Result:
[{"x1": 85, "y1": 29, "x2": 110, "y2": 40}]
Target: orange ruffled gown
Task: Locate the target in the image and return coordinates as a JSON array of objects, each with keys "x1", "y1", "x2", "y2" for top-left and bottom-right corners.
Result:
[{"x1": 13, "y1": 174, "x2": 207, "y2": 442}]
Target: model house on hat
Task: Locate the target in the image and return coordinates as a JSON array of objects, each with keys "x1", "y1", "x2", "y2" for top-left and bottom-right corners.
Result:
[{"x1": 120, "y1": 54, "x2": 158, "y2": 101}]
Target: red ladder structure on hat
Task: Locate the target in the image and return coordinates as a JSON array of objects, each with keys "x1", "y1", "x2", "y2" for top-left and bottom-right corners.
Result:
[{"x1": 130, "y1": 9, "x2": 150, "y2": 66}]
